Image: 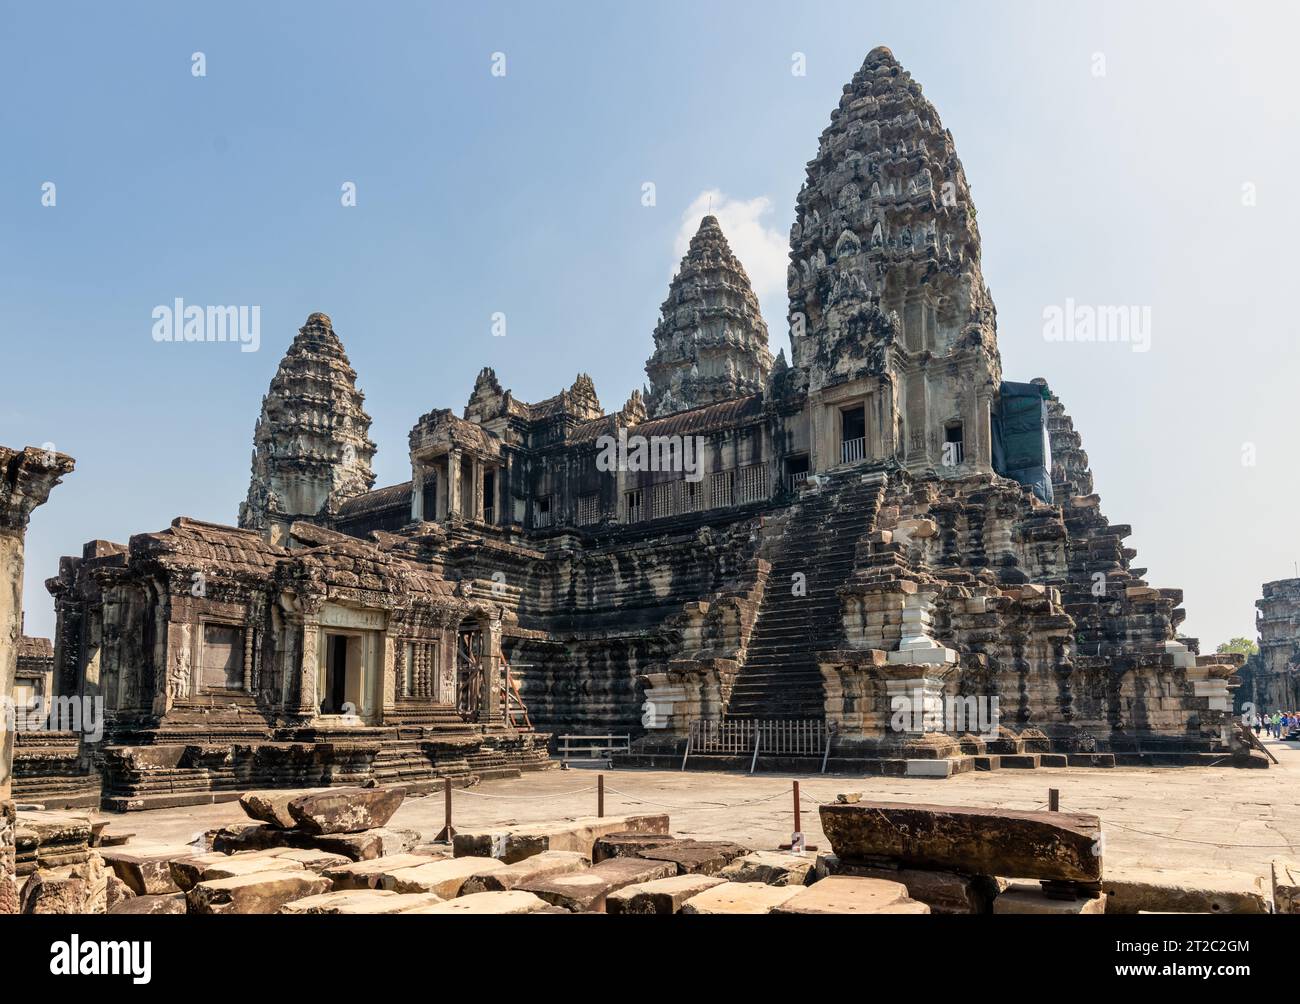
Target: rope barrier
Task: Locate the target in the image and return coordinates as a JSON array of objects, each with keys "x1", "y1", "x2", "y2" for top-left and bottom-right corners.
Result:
[{"x1": 452, "y1": 785, "x2": 598, "y2": 799}]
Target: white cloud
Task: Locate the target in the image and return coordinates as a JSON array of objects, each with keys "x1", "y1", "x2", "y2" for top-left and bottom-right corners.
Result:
[{"x1": 673, "y1": 190, "x2": 789, "y2": 307}]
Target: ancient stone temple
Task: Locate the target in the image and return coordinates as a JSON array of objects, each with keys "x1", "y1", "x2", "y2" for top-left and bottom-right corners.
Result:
[
  {"x1": 1244, "y1": 579, "x2": 1300, "y2": 711},
  {"x1": 44, "y1": 47, "x2": 1247, "y2": 810},
  {"x1": 1, "y1": 445, "x2": 73, "y2": 911}
]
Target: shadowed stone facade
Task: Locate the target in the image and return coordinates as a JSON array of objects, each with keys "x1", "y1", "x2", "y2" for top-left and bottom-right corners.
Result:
[{"x1": 40, "y1": 47, "x2": 1248, "y2": 811}]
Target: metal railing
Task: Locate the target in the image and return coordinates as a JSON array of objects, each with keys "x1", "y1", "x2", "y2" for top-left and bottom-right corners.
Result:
[
  {"x1": 840, "y1": 437, "x2": 866, "y2": 464},
  {"x1": 684, "y1": 719, "x2": 832, "y2": 773}
]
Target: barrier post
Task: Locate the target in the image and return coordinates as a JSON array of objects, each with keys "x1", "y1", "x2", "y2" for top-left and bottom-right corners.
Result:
[
  {"x1": 434, "y1": 777, "x2": 456, "y2": 842},
  {"x1": 598, "y1": 773, "x2": 605, "y2": 818}
]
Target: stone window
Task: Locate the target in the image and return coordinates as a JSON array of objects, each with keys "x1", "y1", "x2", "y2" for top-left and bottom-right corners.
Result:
[
  {"x1": 943, "y1": 422, "x2": 965, "y2": 467},
  {"x1": 577, "y1": 493, "x2": 601, "y2": 526},
  {"x1": 533, "y1": 495, "x2": 553, "y2": 529},
  {"x1": 709, "y1": 470, "x2": 734, "y2": 509},
  {"x1": 737, "y1": 462, "x2": 768, "y2": 505},
  {"x1": 651, "y1": 481, "x2": 676, "y2": 520},
  {"x1": 623, "y1": 488, "x2": 645, "y2": 523},
  {"x1": 200, "y1": 623, "x2": 245, "y2": 691},
  {"x1": 403, "y1": 641, "x2": 416, "y2": 697},
  {"x1": 681, "y1": 479, "x2": 703, "y2": 513}
]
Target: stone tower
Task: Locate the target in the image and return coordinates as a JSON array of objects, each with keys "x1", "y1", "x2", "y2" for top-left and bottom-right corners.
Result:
[
  {"x1": 239, "y1": 312, "x2": 377, "y2": 542},
  {"x1": 787, "y1": 46, "x2": 1001, "y2": 473},
  {"x1": 644, "y1": 215, "x2": 773, "y2": 418}
]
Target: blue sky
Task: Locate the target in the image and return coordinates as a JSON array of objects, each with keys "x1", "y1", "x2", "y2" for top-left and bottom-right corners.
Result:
[{"x1": 2, "y1": 0, "x2": 1297, "y2": 649}]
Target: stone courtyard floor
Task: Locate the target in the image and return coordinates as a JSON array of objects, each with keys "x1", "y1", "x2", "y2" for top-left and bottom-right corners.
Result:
[{"x1": 100, "y1": 736, "x2": 1300, "y2": 883}]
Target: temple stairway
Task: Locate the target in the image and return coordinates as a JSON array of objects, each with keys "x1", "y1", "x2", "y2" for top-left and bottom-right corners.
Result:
[{"x1": 726, "y1": 468, "x2": 887, "y2": 720}]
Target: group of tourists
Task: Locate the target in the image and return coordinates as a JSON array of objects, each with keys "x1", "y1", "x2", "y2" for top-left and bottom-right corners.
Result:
[{"x1": 1254, "y1": 711, "x2": 1299, "y2": 738}]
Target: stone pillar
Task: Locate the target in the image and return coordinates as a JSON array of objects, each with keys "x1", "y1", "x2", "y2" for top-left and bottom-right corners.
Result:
[
  {"x1": 0, "y1": 445, "x2": 74, "y2": 914},
  {"x1": 411, "y1": 462, "x2": 425, "y2": 521},
  {"x1": 295, "y1": 599, "x2": 323, "y2": 720},
  {"x1": 479, "y1": 614, "x2": 504, "y2": 725},
  {"x1": 471, "y1": 458, "x2": 484, "y2": 521},
  {"x1": 447, "y1": 448, "x2": 462, "y2": 517}
]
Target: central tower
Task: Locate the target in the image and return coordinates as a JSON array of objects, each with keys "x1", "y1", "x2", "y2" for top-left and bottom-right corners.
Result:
[{"x1": 787, "y1": 46, "x2": 1001, "y2": 474}]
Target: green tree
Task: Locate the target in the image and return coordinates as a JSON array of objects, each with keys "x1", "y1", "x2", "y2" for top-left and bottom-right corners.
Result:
[{"x1": 1217, "y1": 637, "x2": 1259, "y2": 657}]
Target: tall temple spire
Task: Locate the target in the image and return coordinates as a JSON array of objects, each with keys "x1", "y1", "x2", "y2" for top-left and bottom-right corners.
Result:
[
  {"x1": 644, "y1": 215, "x2": 773, "y2": 418},
  {"x1": 787, "y1": 46, "x2": 1001, "y2": 470},
  {"x1": 239, "y1": 312, "x2": 376, "y2": 541},
  {"x1": 787, "y1": 46, "x2": 999, "y2": 383}
]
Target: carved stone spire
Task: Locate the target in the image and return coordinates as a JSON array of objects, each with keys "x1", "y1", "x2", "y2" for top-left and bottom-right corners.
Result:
[
  {"x1": 644, "y1": 215, "x2": 773, "y2": 418},
  {"x1": 239, "y1": 313, "x2": 376, "y2": 541},
  {"x1": 787, "y1": 46, "x2": 1000, "y2": 392}
]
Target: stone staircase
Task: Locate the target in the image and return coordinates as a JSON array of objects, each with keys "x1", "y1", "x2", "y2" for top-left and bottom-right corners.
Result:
[{"x1": 726, "y1": 469, "x2": 887, "y2": 720}]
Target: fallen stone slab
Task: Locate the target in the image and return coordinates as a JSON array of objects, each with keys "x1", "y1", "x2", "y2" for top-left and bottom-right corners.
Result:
[
  {"x1": 680, "y1": 882, "x2": 801, "y2": 915},
  {"x1": 460, "y1": 851, "x2": 589, "y2": 894},
  {"x1": 380, "y1": 857, "x2": 511, "y2": 898},
  {"x1": 772, "y1": 876, "x2": 925, "y2": 915},
  {"x1": 239, "y1": 788, "x2": 319, "y2": 829},
  {"x1": 636, "y1": 840, "x2": 750, "y2": 876},
  {"x1": 993, "y1": 883, "x2": 1105, "y2": 915},
  {"x1": 107, "y1": 892, "x2": 187, "y2": 915},
  {"x1": 287, "y1": 786, "x2": 406, "y2": 835},
  {"x1": 101, "y1": 844, "x2": 196, "y2": 895},
  {"x1": 592, "y1": 831, "x2": 678, "y2": 862},
  {"x1": 279, "y1": 889, "x2": 444, "y2": 915},
  {"x1": 814, "y1": 854, "x2": 997, "y2": 914},
  {"x1": 819, "y1": 801, "x2": 1102, "y2": 883},
  {"x1": 188, "y1": 870, "x2": 331, "y2": 915},
  {"x1": 323, "y1": 854, "x2": 443, "y2": 891},
  {"x1": 718, "y1": 851, "x2": 816, "y2": 887},
  {"x1": 518, "y1": 857, "x2": 676, "y2": 913},
  {"x1": 171, "y1": 851, "x2": 305, "y2": 890},
  {"x1": 1102, "y1": 867, "x2": 1269, "y2": 915},
  {"x1": 212, "y1": 823, "x2": 401, "y2": 861},
  {"x1": 401, "y1": 891, "x2": 555, "y2": 915},
  {"x1": 271, "y1": 848, "x2": 353, "y2": 875},
  {"x1": 454, "y1": 814, "x2": 669, "y2": 863},
  {"x1": 607, "y1": 874, "x2": 728, "y2": 915}
]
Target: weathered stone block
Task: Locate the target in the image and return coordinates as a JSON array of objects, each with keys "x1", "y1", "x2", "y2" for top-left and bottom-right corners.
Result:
[
  {"x1": 401, "y1": 890, "x2": 554, "y2": 914},
  {"x1": 323, "y1": 854, "x2": 442, "y2": 890},
  {"x1": 772, "y1": 876, "x2": 926, "y2": 914},
  {"x1": 1102, "y1": 867, "x2": 1269, "y2": 915},
  {"x1": 380, "y1": 857, "x2": 511, "y2": 897},
  {"x1": 814, "y1": 854, "x2": 996, "y2": 914},
  {"x1": 679, "y1": 881, "x2": 801, "y2": 914},
  {"x1": 637, "y1": 839, "x2": 750, "y2": 876},
  {"x1": 101, "y1": 844, "x2": 193, "y2": 895},
  {"x1": 718, "y1": 850, "x2": 816, "y2": 887},
  {"x1": 518, "y1": 857, "x2": 676, "y2": 912},
  {"x1": 279, "y1": 889, "x2": 443, "y2": 914},
  {"x1": 819, "y1": 801, "x2": 1102, "y2": 883},
  {"x1": 239, "y1": 788, "x2": 318, "y2": 828},
  {"x1": 460, "y1": 850, "x2": 589, "y2": 893},
  {"x1": 453, "y1": 814, "x2": 669, "y2": 863},
  {"x1": 606, "y1": 874, "x2": 727, "y2": 915},
  {"x1": 107, "y1": 892, "x2": 187, "y2": 915},
  {"x1": 993, "y1": 883, "x2": 1105, "y2": 915},
  {"x1": 188, "y1": 870, "x2": 331, "y2": 915},
  {"x1": 286, "y1": 786, "x2": 405, "y2": 835},
  {"x1": 592, "y1": 831, "x2": 678, "y2": 862}
]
